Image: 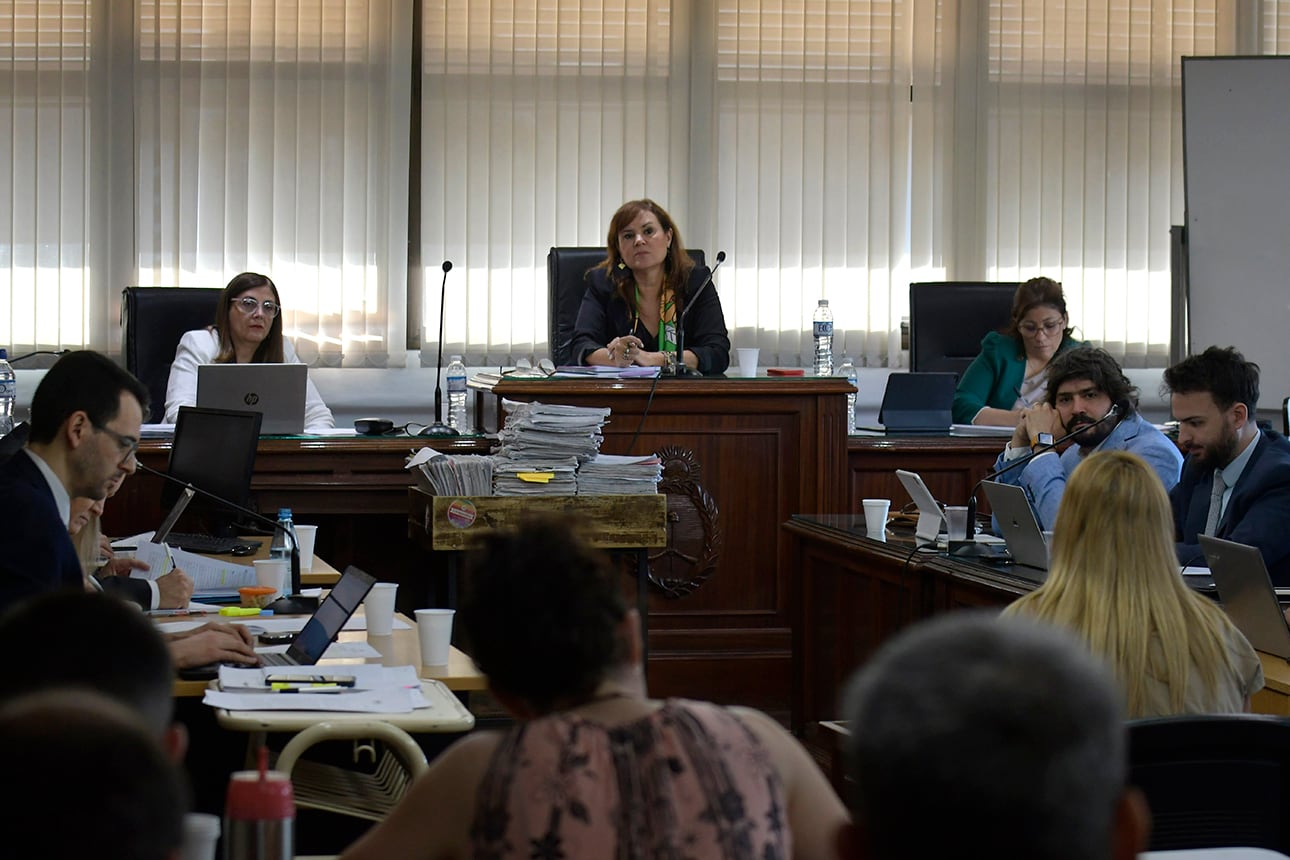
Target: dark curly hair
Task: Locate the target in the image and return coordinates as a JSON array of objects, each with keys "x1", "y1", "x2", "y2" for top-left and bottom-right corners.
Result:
[
  {"x1": 1044, "y1": 347, "x2": 1139, "y2": 416},
  {"x1": 460, "y1": 516, "x2": 630, "y2": 713},
  {"x1": 1163, "y1": 345, "x2": 1260, "y2": 414}
]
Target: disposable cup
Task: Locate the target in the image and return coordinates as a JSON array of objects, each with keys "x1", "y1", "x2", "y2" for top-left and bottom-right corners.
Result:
[
  {"x1": 862, "y1": 498, "x2": 890, "y2": 540},
  {"x1": 945, "y1": 505, "x2": 971, "y2": 542},
  {"x1": 179, "y1": 812, "x2": 220, "y2": 860},
  {"x1": 415, "y1": 608, "x2": 455, "y2": 666},
  {"x1": 364, "y1": 583, "x2": 399, "y2": 636},
  {"x1": 736, "y1": 347, "x2": 760, "y2": 378},
  {"x1": 252, "y1": 559, "x2": 289, "y2": 599},
  {"x1": 293, "y1": 524, "x2": 318, "y2": 572}
]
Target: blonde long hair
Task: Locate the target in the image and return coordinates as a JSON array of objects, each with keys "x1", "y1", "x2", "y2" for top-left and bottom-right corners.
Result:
[{"x1": 1004, "y1": 450, "x2": 1240, "y2": 717}]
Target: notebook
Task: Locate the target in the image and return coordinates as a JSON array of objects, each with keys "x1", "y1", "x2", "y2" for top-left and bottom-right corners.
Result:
[
  {"x1": 258, "y1": 565, "x2": 377, "y2": 667},
  {"x1": 980, "y1": 480, "x2": 1049, "y2": 580},
  {"x1": 877, "y1": 373, "x2": 956, "y2": 434},
  {"x1": 197, "y1": 363, "x2": 307, "y2": 435},
  {"x1": 1200, "y1": 535, "x2": 1290, "y2": 660}
]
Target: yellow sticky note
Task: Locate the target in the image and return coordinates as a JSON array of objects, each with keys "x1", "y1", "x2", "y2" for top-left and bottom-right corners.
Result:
[{"x1": 516, "y1": 472, "x2": 554, "y2": 483}]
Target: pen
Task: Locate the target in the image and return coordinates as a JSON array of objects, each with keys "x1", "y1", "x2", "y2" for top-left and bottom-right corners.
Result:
[
  {"x1": 269, "y1": 683, "x2": 341, "y2": 693},
  {"x1": 148, "y1": 608, "x2": 215, "y2": 617}
]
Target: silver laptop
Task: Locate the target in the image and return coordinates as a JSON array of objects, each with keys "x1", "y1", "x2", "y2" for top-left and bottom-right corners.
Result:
[
  {"x1": 981, "y1": 481, "x2": 1049, "y2": 579},
  {"x1": 197, "y1": 363, "x2": 307, "y2": 435},
  {"x1": 896, "y1": 469, "x2": 945, "y2": 543},
  {"x1": 1200, "y1": 535, "x2": 1290, "y2": 660},
  {"x1": 259, "y1": 565, "x2": 377, "y2": 666}
]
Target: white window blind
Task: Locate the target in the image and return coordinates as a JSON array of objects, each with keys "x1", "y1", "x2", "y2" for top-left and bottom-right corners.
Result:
[
  {"x1": 420, "y1": 0, "x2": 682, "y2": 365},
  {"x1": 977, "y1": 0, "x2": 1231, "y2": 366},
  {"x1": 134, "y1": 0, "x2": 413, "y2": 367}
]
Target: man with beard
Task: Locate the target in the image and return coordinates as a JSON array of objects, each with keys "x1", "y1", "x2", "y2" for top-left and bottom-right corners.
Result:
[
  {"x1": 1165, "y1": 346, "x2": 1290, "y2": 584},
  {"x1": 992, "y1": 347, "x2": 1183, "y2": 530}
]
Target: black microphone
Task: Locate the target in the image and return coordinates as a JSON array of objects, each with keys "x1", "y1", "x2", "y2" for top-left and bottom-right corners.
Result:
[
  {"x1": 135, "y1": 461, "x2": 319, "y2": 615},
  {"x1": 956, "y1": 401, "x2": 1124, "y2": 556},
  {"x1": 673, "y1": 250, "x2": 726, "y2": 378},
  {"x1": 421, "y1": 260, "x2": 459, "y2": 437}
]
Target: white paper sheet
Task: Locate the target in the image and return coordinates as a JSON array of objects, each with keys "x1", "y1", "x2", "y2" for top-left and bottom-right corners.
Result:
[{"x1": 203, "y1": 687, "x2": 425, "y2": 713}]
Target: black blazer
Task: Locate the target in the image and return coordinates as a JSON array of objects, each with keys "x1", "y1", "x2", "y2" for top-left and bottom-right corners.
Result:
[
  {"x1": 0, "y1": 450, "x2": 86, "y2": 612},
  {"x1": 569, "y1": 265, "x2": 732, "y2": 375},
  {"x1": 1171, "y1": 428, "x2": 1290, "y2": 585}
]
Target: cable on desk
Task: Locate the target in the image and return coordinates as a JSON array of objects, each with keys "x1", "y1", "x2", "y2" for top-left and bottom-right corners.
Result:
[{"x1": 623, "y1": 372, "x2": 661, "y2": 456}]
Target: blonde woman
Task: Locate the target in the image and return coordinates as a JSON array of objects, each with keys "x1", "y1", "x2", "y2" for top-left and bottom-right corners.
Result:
[{"x1": 1004, "y1": 449, "x2": 1264, "y2": 717}]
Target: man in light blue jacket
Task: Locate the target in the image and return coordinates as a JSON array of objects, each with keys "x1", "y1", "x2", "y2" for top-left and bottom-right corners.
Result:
[{"x1": 991, "y1": 347, "x2": 1183, "y2": 530}]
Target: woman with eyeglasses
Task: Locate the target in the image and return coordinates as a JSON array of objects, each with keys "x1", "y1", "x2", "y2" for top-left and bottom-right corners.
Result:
[
  {"x1": 952, "y1": 277, "x2": 1086, "y2": 426},
  {"x1": 163, "y1": 272, "x2": 334, "y2": 429}
]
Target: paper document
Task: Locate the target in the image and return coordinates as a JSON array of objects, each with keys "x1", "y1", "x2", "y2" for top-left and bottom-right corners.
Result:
[
  {"x1": 950, "y1": 424, "x2": 1015, "y2": 437},
  {"x1": 131, "y1": 542, "x2": 256, "y2": 594},
  {"x1": 217, "y1": 663, "x2": 420, "y2": 690},
  {"x1": 205, "y1": 664, "x2": 429, "y2": 712},
  {"x1": 203, "y1": 687, "x2": 426, "y2": 713}
]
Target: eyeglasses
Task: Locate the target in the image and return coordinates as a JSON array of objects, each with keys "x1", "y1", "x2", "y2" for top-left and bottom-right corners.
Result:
[
  {"x1": 231, "y1": 296, "x2": 280, "y2": 317},
  {"x1": 92, "y1": 422, "x2": 139, "y2": 466},
  {"x1": 1018, "y1": 318, "x2": 1065, "y2": 337}
]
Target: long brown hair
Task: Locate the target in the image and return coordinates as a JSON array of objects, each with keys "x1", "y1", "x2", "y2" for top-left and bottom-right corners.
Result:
[
  {"x1": 594, "y1": 199, "x2": 696, "y2": 316},
  {"x1": 213, "y1": 272, "x2": 285, "y2": 364},
  {"x1": 1005, "y1": 277, "x2": 1073, "y2": 341},
  {"x1": 1005, "y1": 450, "x2": 1243, "y2": 717}
]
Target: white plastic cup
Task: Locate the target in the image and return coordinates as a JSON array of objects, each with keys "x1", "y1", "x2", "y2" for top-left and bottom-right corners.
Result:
[
  {"x1": 945, "y1": 505, "x2": 971, "y2": 542},
  {"x1": 364, "y1": 583, "x2": 399, "y2": 636},
  {"x1": 179, "y1": 812, "x2": 220, "y2": 860},
  {"x1": 293, "y1": 524, "x2": 318, "y2": 572},
  {"x1": 862, "y1": 498, "x2": 890, "y2": 540},
  {"x1": 415, "y1": 608, "x2": 456, "y2": 666},
  {"x1": 252, "y1": 559, "x2": 289, "y2": 599},
  {"x1": 736, "y1": 347, "x2": 760, "y2": 378}
]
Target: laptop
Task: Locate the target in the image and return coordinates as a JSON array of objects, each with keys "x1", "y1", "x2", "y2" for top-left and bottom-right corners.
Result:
[
  {"x1": 1200, "y1": 535, "x2": 1290, "y2": 660},
  {"x1": 980, "y1": 481, "x2": 1050, "y2": 580},
  {"x1": 896, "y1": 469, "x2": 946, "y2": 543},
  {"x1": 258, "y1": 565, "x2": 378, "y2": 666},
  {"x1": 197, "y1": 363, "x2": 307, "y2": 435},
  {"x1": 877, "y1": 373, "x2": 956, "y2": 434}
]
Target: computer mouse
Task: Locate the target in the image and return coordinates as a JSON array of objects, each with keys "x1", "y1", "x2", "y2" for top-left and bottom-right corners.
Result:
[
  {"x1": 230, "y1": 544, "x2": 257, "y2": 557},
  {"x1": 354, "y1": 417, "x2": 394, "y2": 436}
]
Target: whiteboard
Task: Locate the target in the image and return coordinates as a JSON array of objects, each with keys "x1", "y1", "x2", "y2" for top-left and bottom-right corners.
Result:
[{"x1": 1183, "y1": 56, "x2": 1290, "y2": 410}]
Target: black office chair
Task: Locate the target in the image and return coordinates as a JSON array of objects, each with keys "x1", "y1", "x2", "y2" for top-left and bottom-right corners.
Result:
[
  {"x1": 1127, "y1": 713, "x2": 1290, "y2": 852},
  {"x1": 546, "y1": 247, "x2": 705, "y2": 367},
  {"x1": 121, "y1": 286, "x2": 222, "y2": 423}
]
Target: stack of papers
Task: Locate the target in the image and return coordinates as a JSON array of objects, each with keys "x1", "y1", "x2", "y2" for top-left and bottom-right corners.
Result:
[
  {"x1": 125, "y1": 538, "x2": 257, "y2": 599},
  {"x1": 577, "y1": 454, "x2": 662, "y2": 495},
  {"x1": 204, "y1": 665, "x2": 429, "y2": 713},
  {"x1": 405, "y1": 448, "x2": 494, "y2": 496},
  {"x1": 551, "y1": 365, "x2": 660, "y2": 379},
  {"x1": 492, "y1": 456, "x2": 579, "y2": 496},
  {"x1": 495, "y1": 400, "x2": 610, "y2": 464}
]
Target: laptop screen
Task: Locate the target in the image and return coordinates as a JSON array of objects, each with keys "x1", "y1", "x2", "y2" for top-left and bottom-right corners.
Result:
[
  {"x1": 285, "y1": 566, "x2": 377, "y2": 664},
  {"x1": 164, "y1": 407, "x2": 262, "y2": 514}
]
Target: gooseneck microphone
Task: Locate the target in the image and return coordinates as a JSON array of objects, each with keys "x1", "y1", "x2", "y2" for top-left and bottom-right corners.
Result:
[
  {"x1": 421, "y1": 260, "x2": 458, "y2": 437},
  {"x1": 135, "y1": 461, "x2": 318, "y2": 615},
  {"x1": 673, "y1": 250, "x2": 726, "y2": 378},
  {"x1": 957, "y1": 401, "x2": 1125, "y2": 556}
]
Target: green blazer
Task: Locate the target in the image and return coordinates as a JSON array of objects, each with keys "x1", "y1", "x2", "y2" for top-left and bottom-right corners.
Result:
[{"x1": 951, "y1": 331, "x2": 1086, "y2": 425}]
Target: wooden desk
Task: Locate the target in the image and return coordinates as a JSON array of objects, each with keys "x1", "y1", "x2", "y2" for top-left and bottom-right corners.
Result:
[
  {"x1": 491, "y1": 376, "x2": 850, "y2": 718},
  {"x1": 1253, "y1": 651, "x2": 1290, "y2": 716},
  {"x1": 171, "y1": 612, "x2": 486, "y2": 698},
  {"x1": 846, "y1": 432, "x2": 1005, "y2": 515},
  {"x1": 199, "y1": 537, "x2": 341, "y2": 586}
]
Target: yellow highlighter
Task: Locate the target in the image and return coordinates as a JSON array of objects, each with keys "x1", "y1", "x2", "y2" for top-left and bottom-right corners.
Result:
[{"x1": 219, "y1": 606, "x2": 262, "y2": 617}]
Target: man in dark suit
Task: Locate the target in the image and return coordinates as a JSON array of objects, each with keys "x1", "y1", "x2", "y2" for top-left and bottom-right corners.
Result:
[{"x1": 1164, "y1": 345, "x2": 1290, "y2": 584}]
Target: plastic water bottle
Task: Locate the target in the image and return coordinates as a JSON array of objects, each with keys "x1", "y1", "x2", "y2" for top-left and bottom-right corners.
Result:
[
  {"x1": 446, "y1": 355, "x2": 468, "y2": 432},
  {"x1": 0, "y1": 349, "x2": 14, "y2": 436},
  {"x1": 837, "y1": 356, "x2": 858, "y2": 435},
  {"x1": 269, "y1": 508, "x2": 295, "y2": 561},
  {"x1": 812, "y1": 300, "x2": 833, "y2": 376}
]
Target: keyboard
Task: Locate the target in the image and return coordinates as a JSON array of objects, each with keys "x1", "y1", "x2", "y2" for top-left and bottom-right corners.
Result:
[{"x1": 166, "y1": 532, "x2": 261, "y2": 555}]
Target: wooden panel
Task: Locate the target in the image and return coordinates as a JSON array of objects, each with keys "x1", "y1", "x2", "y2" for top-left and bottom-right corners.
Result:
[
  {"x1": 847, "y1": 435, "x2": 1002, "y2": 515},
  {"x1": 410, "y1": 491, "x2": 667, "y2": 550}
]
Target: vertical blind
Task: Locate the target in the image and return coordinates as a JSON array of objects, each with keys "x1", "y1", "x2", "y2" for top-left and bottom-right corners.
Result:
[{"x1": 0, "y1": 1, "x2": 1279, "y2": 367}]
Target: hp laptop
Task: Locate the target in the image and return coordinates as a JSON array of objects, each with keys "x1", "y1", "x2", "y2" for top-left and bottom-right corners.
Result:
[
  {"x1": 1200, "y1": 535, "x2": 1290, "y2": 660},
  {"x1": 877, "y1": 373, "x2": 956, "y2": 434},
  {"x1": 980, "y1": 481, "x2": 1050, "y2": 580},
  {"x1": 259, "y1": 565, "x2": 377, "y2": 666},
  {"x1": 197, "y1": 363, "x2": 307, "y2": 435}
]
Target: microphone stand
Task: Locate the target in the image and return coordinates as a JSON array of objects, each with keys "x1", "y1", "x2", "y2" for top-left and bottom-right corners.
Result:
[
  {"x1": 673, "y1": 250, "x2": 726, "y2": 377},
  {"x1": 136, "y1": 462, "x2": 319, "y2": 615},
  {"x1": 954, "y1": 403, "x2": 1124, "y2": 558},
  {"x1": 420, "y1": 260, "x2": 459, "y2": 437}
]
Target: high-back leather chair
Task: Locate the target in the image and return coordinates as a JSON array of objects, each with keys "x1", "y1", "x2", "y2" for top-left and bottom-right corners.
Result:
[
  {"x1": 1128, "y1": 714, "x2": 1290, "y2": 852},
  {"x1": 122, "y1": 287, "x2": 222, "y2": 423},
  {"x1": 546, "y1": 247, "x2": 706, "y2": 367}
]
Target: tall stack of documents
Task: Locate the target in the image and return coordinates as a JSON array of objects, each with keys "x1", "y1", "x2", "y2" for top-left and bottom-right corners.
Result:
[
  {"x1": 492, "y1": 455, "x2": 579, "y2": 496},
  {"x1": 494, "y1": 400, "x2": 611, "y2": 463},
  {"x1": 576, "y1": 454, "x2": 662, "y2": 495},
  {"x1": 405, "y1": 448, "x2": 494, "y2": 496}
]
